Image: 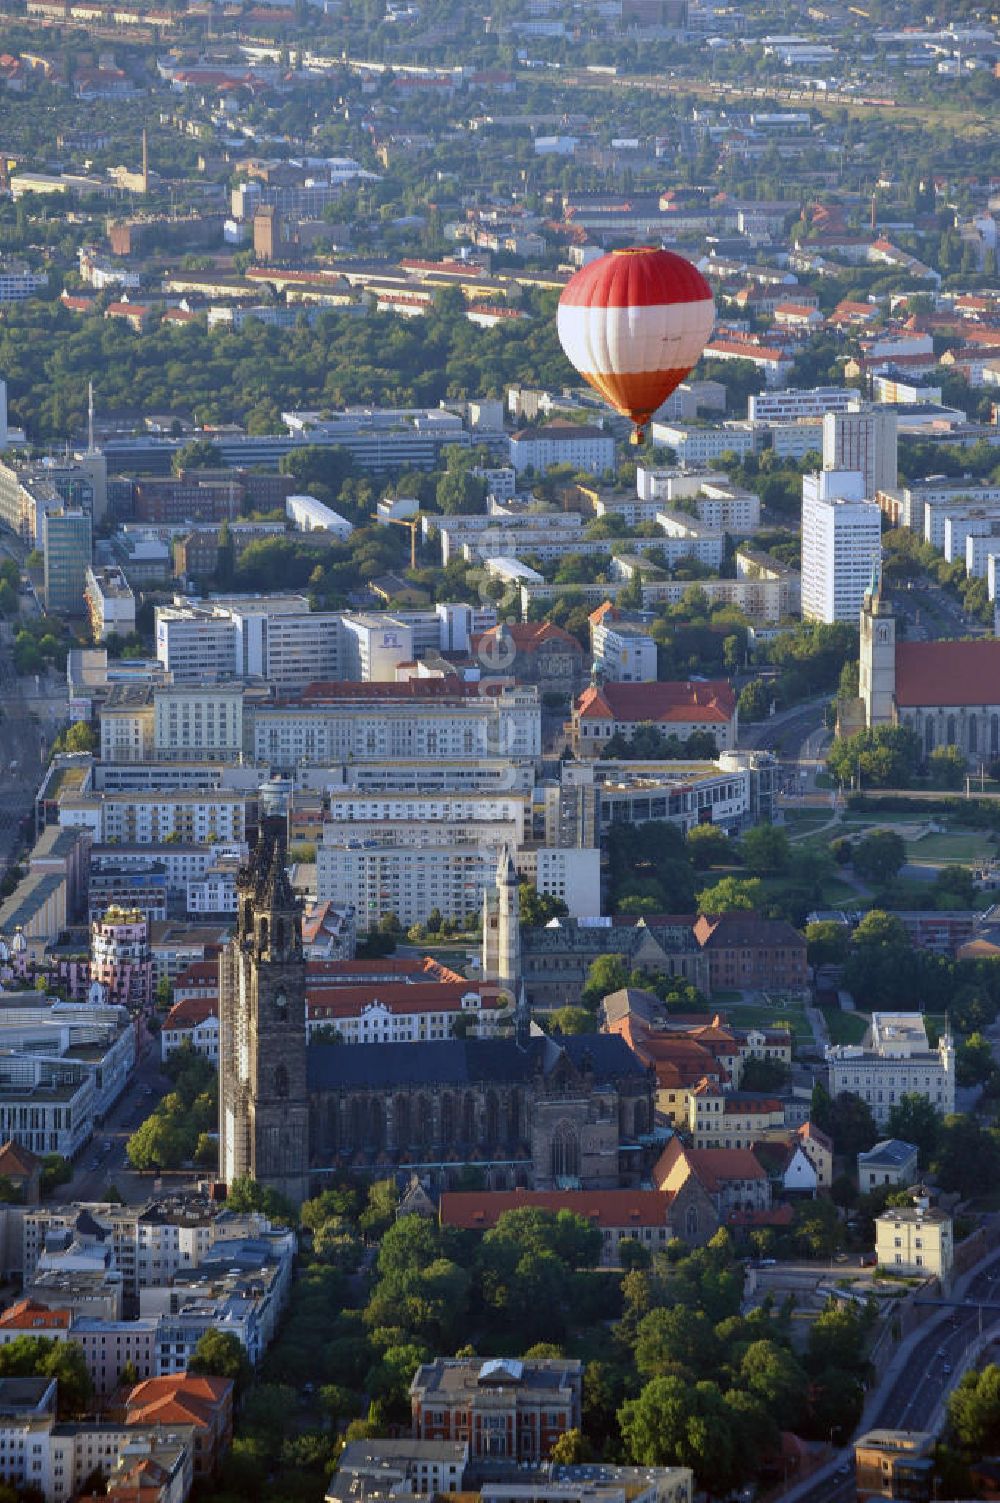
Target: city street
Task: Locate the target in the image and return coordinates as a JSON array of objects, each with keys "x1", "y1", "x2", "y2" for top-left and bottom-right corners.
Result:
[
  {"x1": 785, "y1": 1248, "x2": 1000, "y2": 1503},
  {"x1": 61, "y1": 1046, "x2": 179, "y2": 1207}
]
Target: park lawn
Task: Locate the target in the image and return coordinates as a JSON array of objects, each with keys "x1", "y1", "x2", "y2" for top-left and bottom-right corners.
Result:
[
  {"x1": 904, "y1": 831, "x2": 995, "y2": 865},
  {"x1": 821, "y1": 1006, "x2": 868, "y2": 1046},
  {"x1": 723, "y1": 999, "x2": 812, "y2": 1042}
]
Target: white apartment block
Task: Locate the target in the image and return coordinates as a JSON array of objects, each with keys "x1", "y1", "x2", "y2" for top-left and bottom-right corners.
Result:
[
  {"x1": 100, "y1": 686, "x2": 155, "y2": 764},
  {"x1": 765, "y1": 418, "x2": 825, "y2": 461},
  {"x1": 22, "y1": 1199, "x2": 290, "y2": 1294},
  {"x1": 325, "y1": 794, "x2": 528, "y2": 841},
  {"x1": 888, "y1": 482, "x2": 1000, "y2": 542},
  {"x1": 317, "y1": 840, "x2": 491, "y2": 931},
  {"x1": 655, "y1": 511, "x2": 726, "y2": 568},
  {"x1": 591, "y1": 617, "x2": 659, "y2": 683},
  {"x1": 801, "y1": 471, "x2": 882, "y2": 624},
  {"x1": 153, "y1": 684, "x2": 244, "y2": 763},
  {"x1": 508, "y1": 425, "x2": 615, "y2": 477},
  {"x1": 285, "y1": 493, "x2": 354, "y2": 539},
  {"x1": 514, "y1": 845, "x2": 601, "y2": 917},
  {"x1": 822, "y1": 407, "x2": 898, "y2": 497},
  {"x1": 0, "y1": 1405, "x2": 190, "y2": 1503},
  {"x1": 634, "y1": 468, "x2": 728, "y2": 505},
  {"x1": 0, "y1": 999, "x2": 135, "y2": 1122},
  {"x1": 84, "y1": 566, "x2": 135, "y2": 641},
  {"x1": 59, "y1": 792, "x2": 248, "y2": 846},
  {"x1": 649, "y1": 423, "x2": 755, "y2": 465},
  {"x1": 433, "y1": 512, "x2": 582, "y2": 567},
  {"x1": 942, "y1": 510, "x2": 1000, "y2": 566},
  {"x1": 826, "y1": 1012, "x2": 955, "y2": 1126},
  {"x1": 966, "y1": 527, "x2": 1000, "y2": 579},
  {"x1": 252, "y1": 687, "x2": 541, "y2": 770},
  {"x1": 748, "y1": 386, "x2": 859, "y2": 423}
]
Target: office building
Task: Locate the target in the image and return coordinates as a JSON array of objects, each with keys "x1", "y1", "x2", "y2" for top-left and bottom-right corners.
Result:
[
  {"x1": 801, "y1": 470, "x2": 881, "y2": 623},
  {"x1": 43, "y1": 509, "x2": 92, "y2": 615},
  {"x1": 822, "y1": 406, "x2": 898, "y2": 497}
]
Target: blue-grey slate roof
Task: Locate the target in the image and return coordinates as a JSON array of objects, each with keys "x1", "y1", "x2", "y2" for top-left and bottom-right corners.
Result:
[{"x1": 306, "y1": 1033, "x2": 647, "y2": 1092}]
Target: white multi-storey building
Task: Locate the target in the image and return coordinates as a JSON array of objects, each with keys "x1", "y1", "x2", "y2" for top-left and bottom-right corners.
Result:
[
  {"x1": 340, "y1": 615, "x2": 415, "y2": 681},
  {"x1": 508, "y1": 422, "x2": 615, "y2": 477},
  {"x1": 84, "y1": 566, "x2": 135, "y2": 641},
  {"x1": 654, "y1": 511, "x2": 725, "y2": 569},
  {"x1": 822, "y1": 406, "x2": 898, "y2": 498},
  {"x1": 155, "y1": 595, "x2": 345, "y2": 689},
  {"x1": 59, "y1": 791, "x2": 248, "y2": 846},
  {"x1": 285, "y1": 493, "x2": 354, "y2": 539},
  {"x1": 649, "y1": 423, "x2": 755, "y2": 466},
  {"x1": 252, "y1": 684, "x2": 541, "y2": 770},
  {"x1": 826, "y1": 1012, "x2": 955, "y2": 1126},
  {"x1": 153, "y1": 684, "x2": 244, "y2": 763},
  {"x1": 801, "y1": 470, "x2": 882, "y2": 624},
  {"x1": 590, "y1": 608, "x2": 659, "y2": 683},
  {"x1": 748, "y1": 387, "x2": 859, "y2": 423}
]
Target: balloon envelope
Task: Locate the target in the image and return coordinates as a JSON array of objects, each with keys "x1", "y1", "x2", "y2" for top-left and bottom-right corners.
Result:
[{"x1": 557, "y1": 247, "x2": 715, "y2": 440}]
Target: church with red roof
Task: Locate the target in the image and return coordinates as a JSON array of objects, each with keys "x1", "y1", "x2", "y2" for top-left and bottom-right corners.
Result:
[{"x1": 860, "y1": 579, "x2": 1000, "y2": 762}]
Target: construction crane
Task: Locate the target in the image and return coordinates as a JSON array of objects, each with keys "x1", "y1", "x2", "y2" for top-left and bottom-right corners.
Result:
[{"x1": 373, "y1": 512, "x2": 420, "y2": 570}]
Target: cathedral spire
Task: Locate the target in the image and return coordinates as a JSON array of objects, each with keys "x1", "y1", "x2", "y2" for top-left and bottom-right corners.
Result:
[{"x1": 514, "y1": 981, "x2": 531, "y2": 1051}]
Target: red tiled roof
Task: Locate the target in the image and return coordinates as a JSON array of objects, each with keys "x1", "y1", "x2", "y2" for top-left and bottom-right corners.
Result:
[
  {"x1": 0, "y1": 1298, "x2": 71, "y2": 1331},
  {"x1": 471, "y1": 621, "x2": 583, "y2": 655},
  {"x1": 575, "y1": 679, "x2": 736, "y2": 726},
  {"x1": 163, "y1": 997, "x2": 218, "y2": 1030},
  {"x1": 653, "y1": 1140, "x2": 766, "y2": 1192},
  {"x1": 440, "y1": 1188, "x2": 674, "y2": 1231},
  {"x1": 304, "y1": 956, "x2": 464, "y2": 983},
  {"x1": 125, "y1": 1374, "x2": 231, "y2": 1429},
  {"x1": 894, "y1": 640, "x2": 1000, "y2": 707},
  {"x1": 307, "y1": 982, "x2": 495, "y2": 1019},
  {"x1": 0, "y1": 1140, "x2": 41, "y2": 1177}
]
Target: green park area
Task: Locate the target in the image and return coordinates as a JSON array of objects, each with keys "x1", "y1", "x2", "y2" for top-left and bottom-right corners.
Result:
[{"x1": 721, "y1": 996, "x2": 813, "y2": 1045}]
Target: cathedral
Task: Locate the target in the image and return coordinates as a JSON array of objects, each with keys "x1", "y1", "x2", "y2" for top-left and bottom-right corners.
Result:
[
  {"x1": 219, "y1": 827, "x2": 655, "y2": 1205},
  {"x1": 859, "y1": 579, "x2": 1000, "y2": 765}
]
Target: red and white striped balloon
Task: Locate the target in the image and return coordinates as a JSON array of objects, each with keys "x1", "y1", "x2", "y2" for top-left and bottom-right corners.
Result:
[{"x1": 557, "y1": 247, "x2": 716, "y2": 443}]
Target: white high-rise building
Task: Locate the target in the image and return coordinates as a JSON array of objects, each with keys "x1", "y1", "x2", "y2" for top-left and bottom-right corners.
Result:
[
  {"x1": 822, "y1": 407, "x2": 898, "y2": 498},
  {"x1": 801, "y1": 470, "x2": 882, "y2": 624}
]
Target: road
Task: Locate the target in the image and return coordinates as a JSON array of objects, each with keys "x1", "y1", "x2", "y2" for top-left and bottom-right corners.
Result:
[
  {"x1": 61, "y1": 1047, "x2": 177, "y2": 1207},
  {"x1": 789, "y1": 1252, "x2": 1000, "y2": 1503}
]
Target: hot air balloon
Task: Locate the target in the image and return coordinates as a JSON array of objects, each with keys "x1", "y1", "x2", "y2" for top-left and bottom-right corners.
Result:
[{"x1": 556, "y1": 246, "x2": 715, "y2": 444}]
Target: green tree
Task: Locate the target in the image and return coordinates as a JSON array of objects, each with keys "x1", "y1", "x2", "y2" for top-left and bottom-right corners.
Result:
[
  {"x1": 957, "y1": 1032, "x2": 997, "y2": 1088},
  {"x1": 827, "y1": 726, "x2": 921, "y2": 789},
  {"x1": 0, "y1": 1336, "x2": 92, "y2": 1417},
  {"x1": 635, "y1": 1306, "x2": 720, "y2": 1380},
  {"x1": 806, "y1": 920, "x2": 851, "y2": 967},
  {"x1": 519, "y1": 883, "x2": 569, "y2": 926},
  {"x1": 828, "y1": 1092, "x2": 878, "y2": 1157},
  {"x1": 619, "y1": 1376, "x2": 740, "y2": 1493},
  {"x1": 928, "y1": 745, "x2": 967, "y2": 790},
  {"x1": 548, "y1": 1007, "x2": 597, "y2": 1035},
  {"x1": 739, "y1": 824, "x2": 790, "y2": 875},
  {"x1": 548, "y1": 1430, "x2": 595, "y2": 1465},
  {"x1": 189, "y1": 1329, "x2": 252, "y2": 1395},
  {"x1": 886, "y1": 1093, "x2": 942, "y2": 1165},
  {"x1": 852, "y1": 830, "x2": 906, "y2": 885},
  {"x1": 932, "y1": 1115, "x2": 1000, "y2": 1199},
  {"x1": 581, "y1": 954, "x2": 629, "y2": 1007},
  {"x1": 685, "y1": 824, "x2": 731, "y2": 870},
  {"x1": 949, "y1": 1364, "x2": 1000, "y2": 1451},
  {"x1": 695, "y1": 876, "x2": 763, "y2": 915}
]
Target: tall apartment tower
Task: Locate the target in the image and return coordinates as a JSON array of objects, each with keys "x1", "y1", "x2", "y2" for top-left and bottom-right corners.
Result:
[
  {"x1": 822, "y1": 406, "x2": 898, "y2": 498},
  {"x1": 801, "y1": 470, "x2": 882, "y2": 624},
  {"x1": 481, "y1": 845, "x2": 521, "y2": 1000},
  {"x1": 859, "y1": 573, "x2": 896, "y2": 727},
  {"x1": 219, "y1": 819, "x2": 310, "y2": 1206}
]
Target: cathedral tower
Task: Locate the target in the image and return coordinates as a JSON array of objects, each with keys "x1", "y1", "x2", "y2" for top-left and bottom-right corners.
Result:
[
  {"x1": 860, "y1": 571, "x2": 896, "y2": 728},
  {"x1": 481, "y1": 845, "x2": 521, "y2": 1001},
  {"x1": 219, "y1": 818, "x2": 310, "y2": 1206}
]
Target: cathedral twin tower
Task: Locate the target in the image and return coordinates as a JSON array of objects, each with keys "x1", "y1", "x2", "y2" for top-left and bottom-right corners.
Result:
[{"x1": 219, "y1": 819, "x2": 311, "y2": 1206}]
